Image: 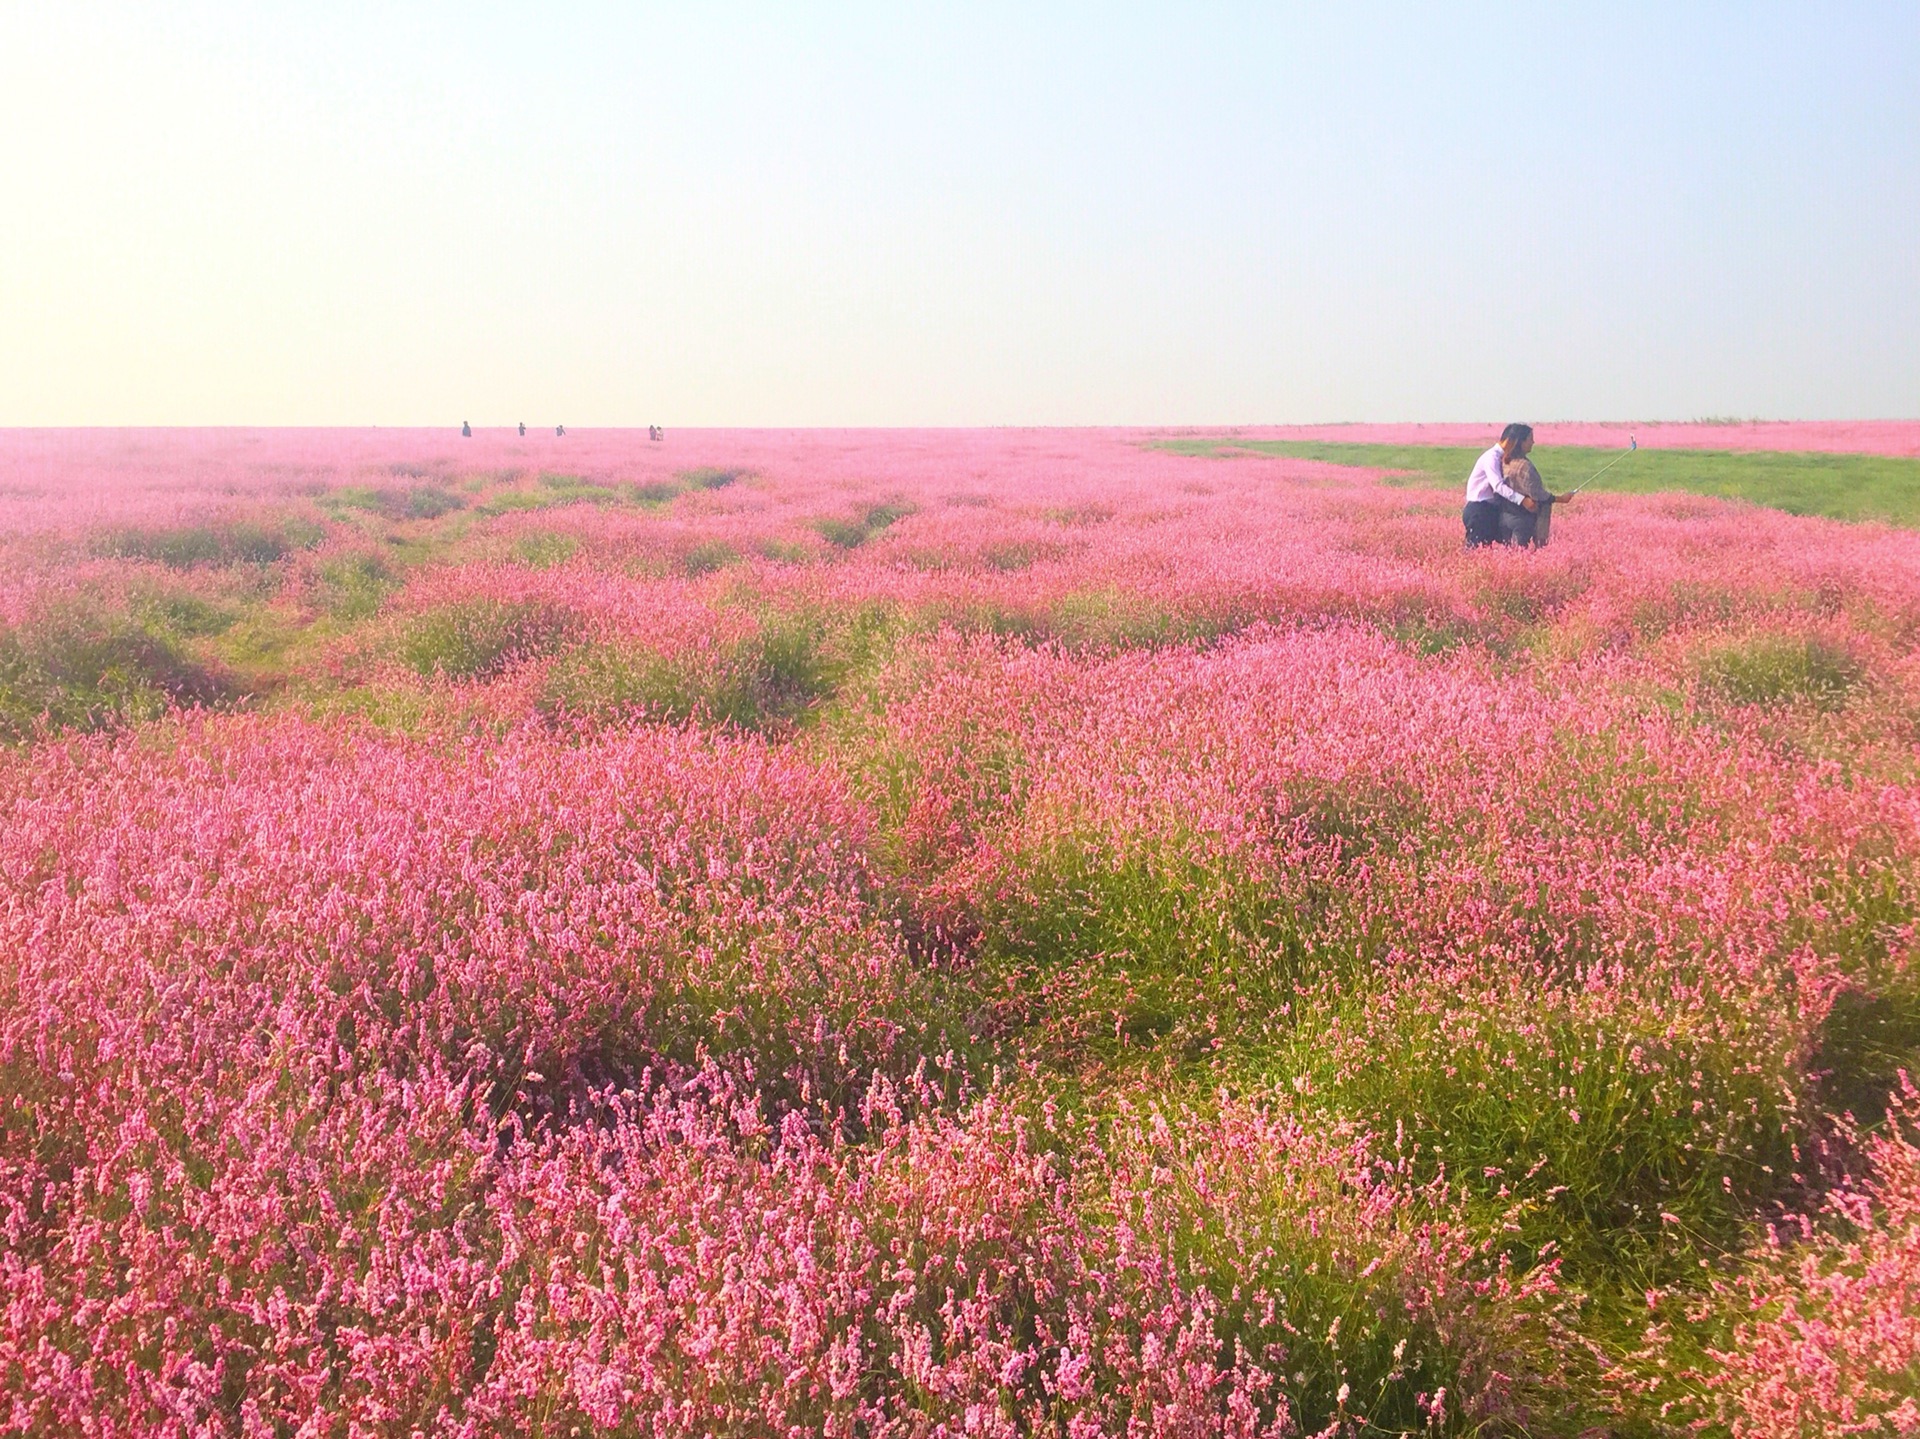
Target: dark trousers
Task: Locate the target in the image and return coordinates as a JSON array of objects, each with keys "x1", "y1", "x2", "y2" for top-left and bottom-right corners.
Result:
[
  {"x1": 1497, "y1": 502, "x2": 1537, "y2": 547},
  {"x1": 1463, "y1": 500, "x2": 1504, "y2": 547},
  {"x1": 1464, "y1": 499, "x2": 1532, "y2": 548}
]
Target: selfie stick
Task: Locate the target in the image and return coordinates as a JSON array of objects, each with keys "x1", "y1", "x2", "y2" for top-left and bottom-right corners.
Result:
[{"x1": 1565, "y1": 437, "x2": 1637, "y2": 497}]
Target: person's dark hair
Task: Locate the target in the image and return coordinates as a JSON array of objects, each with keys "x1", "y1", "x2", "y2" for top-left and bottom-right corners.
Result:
[{"x1": 1500, "y1": 423, "x2": 1534, "y2": 447}]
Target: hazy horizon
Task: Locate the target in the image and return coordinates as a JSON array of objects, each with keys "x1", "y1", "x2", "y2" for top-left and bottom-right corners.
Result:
[{"x1": 4, "y1": 4, "x2": 1915, "y2": 427}]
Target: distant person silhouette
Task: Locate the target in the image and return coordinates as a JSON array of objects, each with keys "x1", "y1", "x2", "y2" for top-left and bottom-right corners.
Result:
[
  {"x1": 556, "y1": 424, "x2": 565, "y2": 437},
  {"x1": 649, "y1": 425, "x2": 663, "y2": 441},
  {"x1": 518, "y1": 422, "x2": 526, "y2": 437},
  {"x1": 461, "y1": 421, "x2": 471, "y2": 437}
]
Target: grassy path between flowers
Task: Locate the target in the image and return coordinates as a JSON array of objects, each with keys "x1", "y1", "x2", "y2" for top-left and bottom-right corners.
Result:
[{"x1": 1156, "y1": 437, "x2": 1920, "y2": 526}]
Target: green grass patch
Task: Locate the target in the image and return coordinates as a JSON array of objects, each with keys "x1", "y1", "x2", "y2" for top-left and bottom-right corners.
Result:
[
  {"x1": 538, "y1": 473, "x2": 626, "y2": 504},
  {"x1": 314, "y1": 552, "x2": 399, "y2": 620},
  {"x1": 811, "y1": 517, "x2": 872, "y2": 549},
  {"x1": 541, "y1": 610, "x2": 867, "y2": 732},
  {"x1": 473, "y1": 490, "x2": 559, "y2": 516},
  {"x1": 208, "y1": 608, "x2": 311, "y2": 681},
  {"x1": 680, "y1": 540, "x2": 740, "y2": 577},
  {"x1": 1155, "y1": 438, "x2": 1920, "y2": 526},
  {"x1": 1047, "y1": 587, "x2": 1221, "y2": 650},
  {"x1": 1043, "y1": 503, "x2": 1114, "y2": 527},
  {"x1": 1695, "y1": 632, "x2": 1863, "y2": 709},
  {"x1": 632, "y1": 481, "x2": 682, "y2": 507},
  {"x1": 322, "y1": 484, "x2": 466, "y2": 522},
  {"x1": 1260, "y1": 981, "x2": 1801, "y2": 1290},
  {"x1": 398, "y1": 600, "x2": 579, "y2": 681},
  {"x1": 540, "y1": 643, "x2": 744, "y2": 726},
  {"x1": 0, "y1": 598, "x2": 237, "y2": 739},
  {"x1": 896, "y1": 588, "x2": 1234, "y2": 656},
  {"x1": 282, "y1": 682, "x2": 444, "y2": 733},
  {"x1": 474, "y1": 474, "x2": 626, "y2": 516},
  {"x1": 129, "y1": 586, "x2": 239, "y2": 639},
  {"x1": 811, "y1": 502, "x2": 914, "y2": 550},
  {"x1": 1815, "y1": 981, "x2": 1920, "y2": 1129},
  {"x1": 511, "y1": 532, "x2": 579, "y2": 570},
  {"x1": 678, "y1": 466, "x2": 746, "y2": 490},
  {"x1": 754, "y1": 537, "x2": 813, "y2": 564},
  {"x1": 93, "y1": 519, "x2": 319, "y2": 570},
  {"x1": 980, "y1": 541, "x2": 1039, "y2": 572},
  {"x1": 1122, "y1": 1096, "x2": 1576, "y2": 1435},
  {"x1": 969, "y1": 832, "x2": 1318, "y2": 1068}
]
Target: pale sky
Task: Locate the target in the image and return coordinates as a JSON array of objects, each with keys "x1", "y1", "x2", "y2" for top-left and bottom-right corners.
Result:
[{"x1": 3, "y1": 3, "x2": 1915, "y2": 426}]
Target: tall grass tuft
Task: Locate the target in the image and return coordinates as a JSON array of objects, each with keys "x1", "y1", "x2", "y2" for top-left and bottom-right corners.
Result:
[
  {"x1": 0, "y1": 598, "x2": 235, "y2": 738},
  {"x1": 1696, "y1": 631, "x2": 1863, "y2": 708},
  {"x1": 398, "y1": 599, "x2": 578, "y2": 681}
]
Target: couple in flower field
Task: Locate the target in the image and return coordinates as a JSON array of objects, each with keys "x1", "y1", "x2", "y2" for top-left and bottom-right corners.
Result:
[{"x1": 1462, "y1": 422, "x2": 1570, "y2": 548}]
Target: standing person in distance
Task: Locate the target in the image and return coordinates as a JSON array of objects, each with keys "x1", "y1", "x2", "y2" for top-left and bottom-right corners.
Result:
[{"x1": 1463, "y1": 423, "x2": 1536, "y2": 548}]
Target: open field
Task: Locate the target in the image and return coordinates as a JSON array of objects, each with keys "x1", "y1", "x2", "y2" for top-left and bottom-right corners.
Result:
[
  {"x1": 1194, "y1": 420, "x2": 1920, "y2": 457},
  {"x1": 3, "y1": 424, "x2": 1920, "y2": 1435},
  {"x1": 1159, "y1": 434, "x2": 1920, "y2": 526}
]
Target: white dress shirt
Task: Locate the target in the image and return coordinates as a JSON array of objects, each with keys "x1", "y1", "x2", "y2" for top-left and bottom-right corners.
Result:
[{"x1": 1464, "y1": 445, "x2": 1528, "y2": 505}]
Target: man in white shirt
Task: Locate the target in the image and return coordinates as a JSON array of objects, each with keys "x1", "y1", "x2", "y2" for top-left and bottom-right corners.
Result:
[{"x1": 1463, "y1": 424, "x2": 1538, "y2": 548}]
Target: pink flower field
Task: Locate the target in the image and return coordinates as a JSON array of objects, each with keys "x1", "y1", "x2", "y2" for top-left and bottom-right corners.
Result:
[
  {"x1": 2, "y1": 424, "x2": 1919, "y2": 1436},
  {"x1": 1211, "y1": 420, "x2": 1920, "y2": 457}
]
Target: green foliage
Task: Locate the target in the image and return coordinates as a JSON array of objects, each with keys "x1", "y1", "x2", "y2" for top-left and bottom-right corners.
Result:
[
  {"x1": 323, "y1": 486, "x2": 386, "y2": 516},
  {"x1": 980, "y1": 542, "x2": 1038, "y2": 572},
  {"x1": 812, "y1": 502, "x2": 914, "y2": 550},
  {"x1": 463, "y1": 467, "x2": 524, "y2": 488},
  {"x1": 1044, "y1": 504, "x2": 1114, "y2": 527},
  {"x1": 1047, "y1": 588, "x2": 1219, "y2": 650},
  {"x1": 540, "y1": 612, "x2": 848, "y2": 731},
  {"x1": 747, "y1": 612, "x2": 842, "y2": 717},
  {"x1": 632, "y1": 481, "x2": 682, "y2": 506},
  {"x1": 475, "y1": 475, "x2": 624, "y2": 515},
  {"x1": 328, "y1": 482, "x2": 466, "y2": 522},
  {"x1": 288, "y1": 682, "x2": 441, "y2": 733},
  {"x1": 1155, "y1": 438, "x2": 1920, "y2": 527},
  {"x1": 540, "y1": 643, "x2": 743, "y2": 726},
  {"x1": 94, "y1": 520, "x2": 310, "y2": 569},
  {"x1": 679, "y1": 467, "x2": 746, "y2": 490},
  {"x1": 538, "y1": 473, "x2": 625, "y2": 505},
  {"x1": 680, "y1": 541, "x2": 740, "y2": 577},
  {"x1": 755, "y1": 537, "x2": 814, "y2": 564},
  {"x1": 1137, "y1": 1103, "x2": 1571, "y2": 1436},
  {"x1": 812, "y1": 517, "x2": 871, "y2": 549},
  {"x1": 475, "y1": 490, "x2": 558, "y2": 516},
  {"x1": 1696, "y1": 632, "x2": 1863, "y2": 708},
  {"x1": 1387, "y1": 612, "x2": 1476, "y2": 656},
  {"x1": 511, "y1": 532, "x2": 579, "y2": 570},
  {"x1": 1816, "y1": 981, "x2": 1920, "y2": 1128},
  {"x1": 977, "y1": 834, "x2": 1313, "y2": 1065},
  {"x1": 1267, "y1": 983, "x2": 1801, "y2": 1287},
  {"x1": 324, "y1": 484, "x2": 467, "y2": 521},
  {"x1": 131, "y1": 587, "x2": 239, "y2": 638},
  {"x1": 919, "y1": 589, "x2": 1225, "y2": 652},
  {"x1": 0, "y1": 598, "x2": 235, "y2": 739},
  {"x1": 397, "y1": 486, "x2": 464, "y2": 520},
  {"x1": 208, "y1": 609, "x2": 308, "y2": 682},
  {"x1": 398, "y1": 600, "x2": 578, "y2": 681},
  {"x1": 314, "y1": 551, "x2": 398, "y2": 619}
]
